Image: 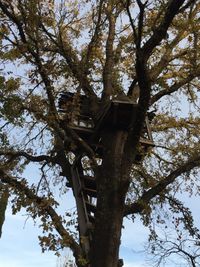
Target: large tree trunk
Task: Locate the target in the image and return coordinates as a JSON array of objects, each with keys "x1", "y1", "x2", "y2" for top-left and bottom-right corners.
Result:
[
  {"x1": 90, "y1": 130, "x2": 130, "y2": 267},
  {"x1": 91, "y1": 188, "x2": 125, "y2": 267}
]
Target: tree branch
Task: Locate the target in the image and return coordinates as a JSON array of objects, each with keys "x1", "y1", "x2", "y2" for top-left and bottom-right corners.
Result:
[
  {"x1": 102, "y1": 8, "x2": 116, "y2": 100},
  {"x1": 0, "y1": 2, "x2": 26, "y2": 43},
  {"x1": 0, "y1": 150, "x2": 54, "y2": 163},
  {"x1": 127, "y1": 78, "x2": 137, "y2": 96},
  {"x1": 136, "y1": 0, "x2": 148, "y2": 48},
  {"x1": 40, "y1": 22, "x2": 97, "y2": 102},
  {"x1": 179, "y1": 0, "x2": 196, "y2": 13},
  {"x1": 124, "y1": 155, "x2": 200, "y2": 216},
  {"x1": 142, "y1": 0, "x2": 186, "y2": 60},
  {"x1": 149, "y1": 32, "x2": 188, "y2": 81},
  {"x1": 84, "y1": 0, "x2": 104, "y2": 69},
  {"x1": 0, "y1": 2, "x2": 58, "y2": 117},
  {"x1": 0, "y1": 169, "x2": 83, "y2": 264},
  {"x1": 150, "y1": 67, "x2": 200, "y2": 105},
  {"x1": 124, "y1": 0, "x2": 138, "y2": 44}
]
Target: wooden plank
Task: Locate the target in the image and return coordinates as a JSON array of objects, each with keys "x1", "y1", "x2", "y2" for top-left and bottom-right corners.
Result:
[
  {"x1": 83, "y1": 176, "x2": 97, "y2": 190},
  {"x1": 113, "y1": 102, "x2": 119, "y2": 126},
  {"x1": 145, "y1": 117, "x2": 153, "y2": 141},
  {"x1": 71, "y1": 167, "x2": 89, "y2": 231},
  {"x1": 95, "y1": 101, "x2": 138, "y2": 130},
  {"x1": 88, "y1": 214, "x2": 95, "y2": 224},
  {"x1": 139, "y1": 137, "x2": 154, "y2": 146},
  {"x1": 84, "y1": 188, "x2": 97, "y2": 198},
  {"x1": 71, "y1": 165, "x2": 91, "y2": 254},
  {"x1": 85, "y1": 201, "x2": 96, "y2": 213},
  {"x1": 70, "y1": 125, "x2": 94, "y2": 133},
  {"x1": 69, "y1": 125, "x2": 94, "y2": 141}
]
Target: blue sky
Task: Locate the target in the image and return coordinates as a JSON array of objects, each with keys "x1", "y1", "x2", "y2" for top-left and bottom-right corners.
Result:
[{"x1": 0, "y1": 210, "x2": 56, "y2": 267}]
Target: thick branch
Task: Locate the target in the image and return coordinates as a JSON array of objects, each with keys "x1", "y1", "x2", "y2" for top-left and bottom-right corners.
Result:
[
  {"x1": 142, "y1": 0, "x2": 186, "y2": 60},
  {"x1": 127, "y1": 78, "x2": 137, "y2": 96},
  {"x1": 102, "y1": 9, "x2": 116, "y2": 100},
  {"x1": 150, "y1": 67, "x2": 200, "y2": 105},
  {"x1": 125, "y1": 1, "x2": 138, "y2": 44},
  {"x1": 123, "y1": 48, "x2": 151, "y2": 165},
  {"x1": 0, "y1": 150, "x2": 54, "y2": 163},
  {"x1": 124, "y1": 155, "x2": 200, "y2": 216},
  {"x1": 136, "y1": 0, "x2": 147, "y2": 48},
  {"x1": 0, "y1": 2, "x2": 26, "y2": 42},
  {"x1": 84, "y1": 0, "x2": 104, "y2": 69},
  {"x1": 149, "y1": 32, "x2": 188, "y2": 81}
]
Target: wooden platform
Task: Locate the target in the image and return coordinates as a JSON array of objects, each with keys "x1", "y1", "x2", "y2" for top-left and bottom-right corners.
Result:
[
  {"x1": 95, "y1": 100, "x2": 138, "y2": 130},
  {"x1": 58, "y1": 93, "x2": 154, "y2": 148}
]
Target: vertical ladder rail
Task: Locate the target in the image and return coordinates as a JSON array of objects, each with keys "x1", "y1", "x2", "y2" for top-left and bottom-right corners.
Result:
[
  {"x1": 145, "y1": 116, "x2": 153, "y2": 141},
  {"x1": 71, "y1": 157, "x2": 91, "y2": 255}
]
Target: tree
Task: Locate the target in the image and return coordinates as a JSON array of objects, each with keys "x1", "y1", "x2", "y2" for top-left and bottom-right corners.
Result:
[
  {"x1": 0, "y1": 0, "x2": 200, "y2": 266},
  {"x1": 147, "y1": 227, "x2": 200, "y2": 267}
]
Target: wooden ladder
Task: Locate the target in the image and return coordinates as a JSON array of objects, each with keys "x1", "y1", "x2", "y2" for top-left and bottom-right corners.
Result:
[{"x1": 71, "y1": 154, "x2": 98, "y2": 256}]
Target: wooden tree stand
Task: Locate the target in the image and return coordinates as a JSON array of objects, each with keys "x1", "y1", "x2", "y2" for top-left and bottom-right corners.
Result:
[{"x1": 59, "y1": 92, "x2": 154, "y2": 260}]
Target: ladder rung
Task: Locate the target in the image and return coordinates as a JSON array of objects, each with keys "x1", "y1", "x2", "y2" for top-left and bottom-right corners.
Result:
[
  {"x1": 139, "y1": 137, "x2": 154, "y2": 146},
  {"x1": 82, "y1": 175, "x2": 95, "y2": 180},
  {"x1": 86, "y1": 222, "x2": 94, "y2": 231},
  {"x1": 88, "y1": 214, "x2": 95, "y2": 223},
  {"x1": 83, "y1": 176, "x2": 97, "y2": 190},
  {"x1": 84, "y1": 188, "x2": 97, "y2": 197},
  {"x1": 85, "y1": 201, "x2": 96, "y2": 213}
]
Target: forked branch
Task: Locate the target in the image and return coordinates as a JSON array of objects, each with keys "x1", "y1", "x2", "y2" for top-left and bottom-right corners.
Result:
[{"x1": 124, "y1": 155, "x2": 200, "y2": 216}]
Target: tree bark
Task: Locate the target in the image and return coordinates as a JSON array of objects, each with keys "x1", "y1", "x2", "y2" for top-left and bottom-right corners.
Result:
[
  {"x1": 90, "y1": 130, "x2": 129, "y2": 267},
  {"x1": 91, "y1": 192, "x2": 125, "y2": 267}
]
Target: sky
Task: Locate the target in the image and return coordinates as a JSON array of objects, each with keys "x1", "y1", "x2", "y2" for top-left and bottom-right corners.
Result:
[{"x1": 0, "y1": 211, "x2": 56, "y2": 267}]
